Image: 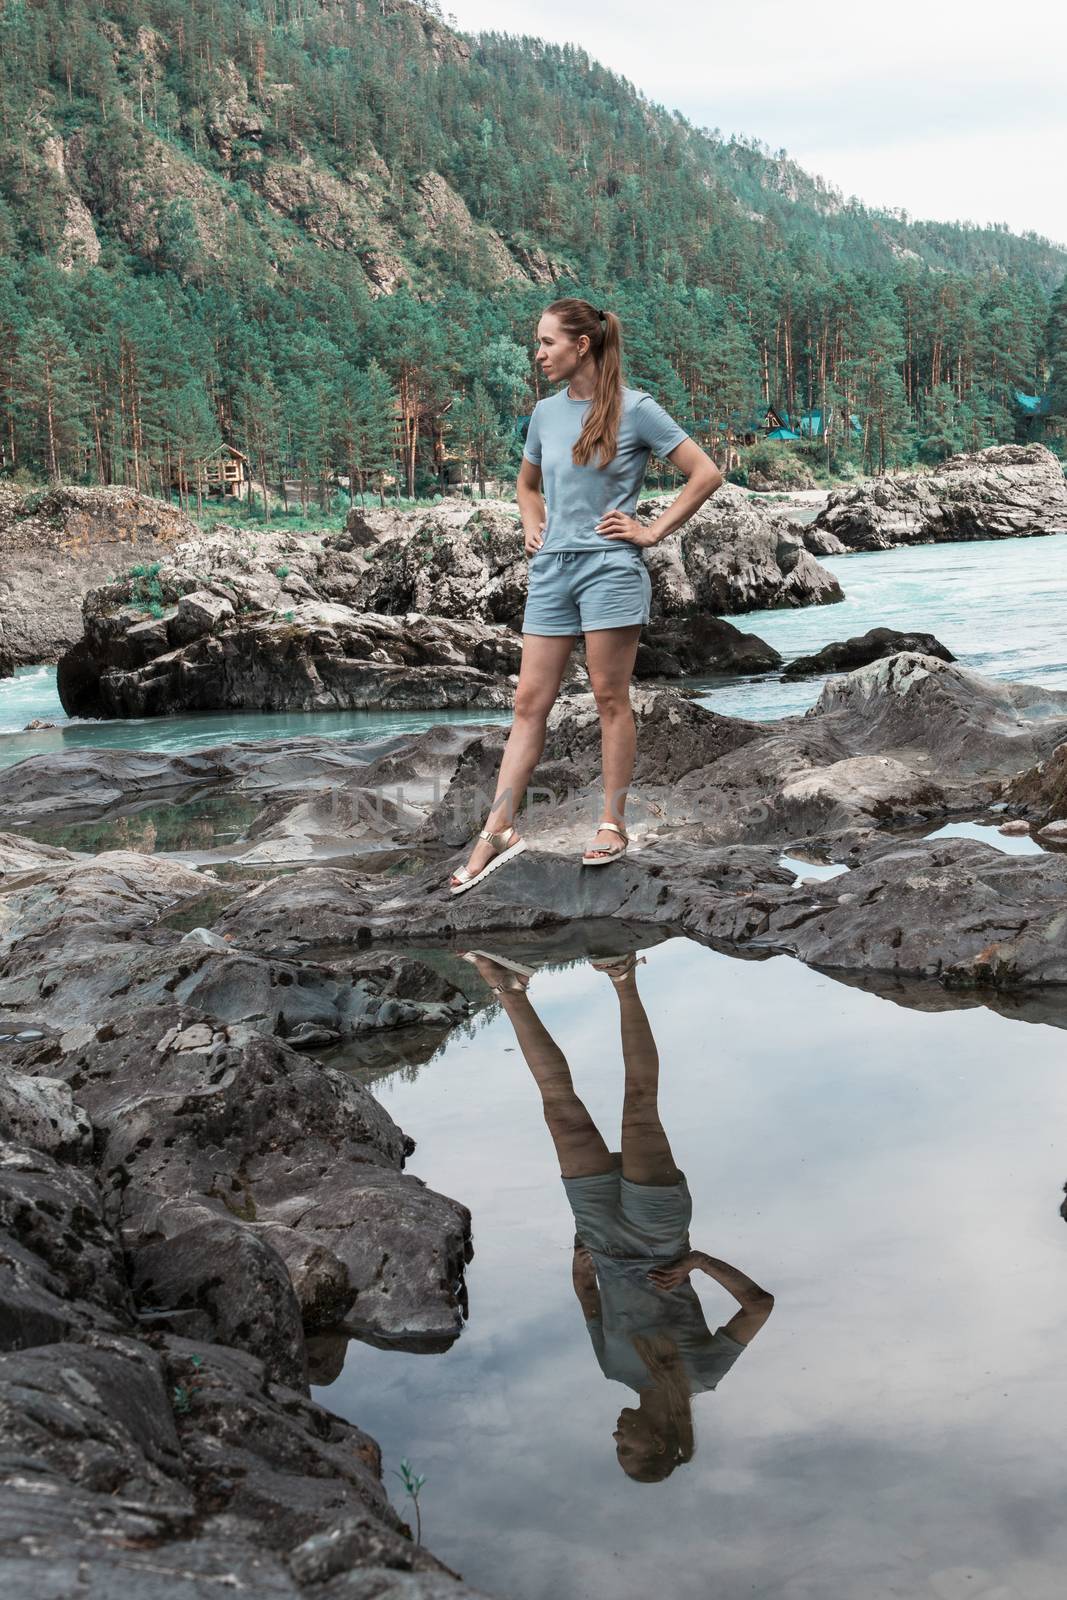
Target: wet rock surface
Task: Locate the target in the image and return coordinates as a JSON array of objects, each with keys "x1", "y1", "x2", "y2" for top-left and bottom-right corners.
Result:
[
  {"x1": 782, "y1": 626, "x2": 955, "y2": 677},
  {"x1": 7, "y1": 643, "x2": 1067, "y2": 1594},
  {"x1": 811, "y1": 443, "x2": 1067, "y2": 550}
]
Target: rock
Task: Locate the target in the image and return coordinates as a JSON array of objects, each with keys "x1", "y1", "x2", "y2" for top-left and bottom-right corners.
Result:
[
  {"x1": 0, "y1": 1324, "x2": 474, "y2": 1598},
  {"x1": 0, "y1": 737, "x2": 376, "y2": 820},
  {"x1": 1036, "y1": 819, "x2": 1067, "y2": 842},
  {"x1": 782, "y1": 627, "x2": 955, "y2": 677},
  {"x1": 179, "y1": 925, "x2": 231, "y2": 951},
  {"x1": 811, "y1": 443, "x2": 1067, "y2": 550},
  {"x1": 0, "y1": 483, "x2": 199, "y2": 666},
  {"x1": 59, "y1": 605, "x2": 522, "y2": 718},
  {"x1": 807, "y1": 654, "x2": 1067, "y2": 777},
  {"x1": 48, "y1": 490, "x2": 833, "y2": 718},
  {"x1": 12, "y1": 1018, "x2": 471, "y2": 1349},
  {"x1": 635, "y1": 613, "x2": 782, "y2": 677},
  {"x1": 130, "y1": 1219, "x2": 307, "y2": 1388},
  {"x1": 0, "y1": 1073, "x2": 93, "y2": 1159},
  {"x1": 803, "y1": 526, "x2": 849, "y2": 557},
  {"x1": 998, "y1": 819, "x2": 1031, "y2": 836},
  {"x1": 172, "y1": 588, "x2": 235, "y2": 642},
  {"x1": 750, "y1": 836, "x2": 1067, "y2": 987},
  {"x1": 0, "y1": 1145, "x2": 135, "y2": 1346},
  {"x1": 1007, "y1": 740, "x2": 1067, "y2": 829}
]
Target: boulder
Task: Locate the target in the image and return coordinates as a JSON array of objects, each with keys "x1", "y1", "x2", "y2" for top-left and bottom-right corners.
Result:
[
  {"x1": 782, "y1": 627, "x2": 955, "y2": 677},
  {"x1": 0, "y1": 1072, "x2": 93, "y2": 1160},
  {"x1": 811, "y1": 443, "x2": 1067, "y2": 550},
  {"x1": 172, "y1": 587, "x2": 235, "y2": 642},
  {"x1": 0, "y1": 1145, "x2": 135, "y2": 1347},
  {"x1": 806, "y1": 653, "x2": 1067, "y2": 777},
  {"x1": 0, "y1": 482, "x2": 199, "y2": 666},
  {"x1": 750, "y1": 835, "x2": 1067, "y2": 987},
  {"x1": 803, "y1": 525, "x2": 849, "y2": 557},
  {"x1": 58, "y1": 606, "x2": 523, "y2": 718},
  {"x1": 11, "y1": 1017, "x2": 471, "y2": 1351},
  {"x1": 1006, "y1": 740, "x2": 1067, "y2": 828},
  {"x1": 636, "y1": 613, "x2": 782, "y2": 677}
]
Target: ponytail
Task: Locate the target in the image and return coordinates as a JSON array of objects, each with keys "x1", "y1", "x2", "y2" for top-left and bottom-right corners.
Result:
[{"x1": 543, "y1": 297, "x2": 623, "y2": 469}]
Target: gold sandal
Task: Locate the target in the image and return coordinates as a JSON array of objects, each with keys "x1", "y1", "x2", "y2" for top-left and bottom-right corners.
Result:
[
  {"x1": 590, "y1": 952, "x2": 647, "y2": 984},
  {"x1": 448, "y1": 823, "x2": 526, "y2": 896},
  {"x1": 582, "y1": 821, "x2": 629, "y2": 866},
  {"x1": 459, "y1": 949, "x2": 535, "y2": 993}
]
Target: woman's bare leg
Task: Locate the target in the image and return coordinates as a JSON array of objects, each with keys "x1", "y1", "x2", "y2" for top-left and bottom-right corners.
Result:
[
  {"x1": 600, "y1": 963, "x2": 679, "y2": 1186},
  {"x1": 452, "y1": 633, "x2": 576, "y2": 883},
  {"x1": 478, "y1": 971, "x2": 614, "y2": 1180},
  {"x1": 583, "y1": 624, "x2": 642, "y2": 858}
]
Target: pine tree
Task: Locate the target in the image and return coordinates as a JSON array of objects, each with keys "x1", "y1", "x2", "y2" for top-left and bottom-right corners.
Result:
[{"x1": 13, "y1": 316, "x2": 88, "y2": 481}]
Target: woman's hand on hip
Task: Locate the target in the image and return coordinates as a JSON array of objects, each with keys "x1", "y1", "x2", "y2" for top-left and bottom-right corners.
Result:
[
  {"x1": 524, "y1": 521, "x2": 546, "y2": 557},
  {"x1": 596, "y1": 511, "x2": 658, "y2": 548},
  {"x1": 647, "y1": 1253, "x2": 697, "y2": 1291}
]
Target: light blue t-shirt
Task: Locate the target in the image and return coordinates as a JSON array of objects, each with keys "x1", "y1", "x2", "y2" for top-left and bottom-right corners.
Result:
[
  {"x1": 584, "y1": 1254, "x2": 746, "y2": 1395},
  {"x1": 522, "y1": 384, "x2": 690, "y2": 553}
]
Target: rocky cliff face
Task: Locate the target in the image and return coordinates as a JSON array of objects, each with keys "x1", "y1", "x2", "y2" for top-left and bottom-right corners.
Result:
[
  {"x1": 811, "y1": 443, "x2": 1067, "y2": 550},
  {"x1": 0, "y1": 484, "x2": 200, "y2": 667}
]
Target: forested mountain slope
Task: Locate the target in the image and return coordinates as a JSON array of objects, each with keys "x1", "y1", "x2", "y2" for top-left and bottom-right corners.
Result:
[{"x1": 1, "y1": 0, "x2": 1064, "y2": 496}]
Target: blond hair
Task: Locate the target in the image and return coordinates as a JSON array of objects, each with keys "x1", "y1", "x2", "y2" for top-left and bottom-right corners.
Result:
[{"x1": 543, "y1": 297, "x2": 624, "y2": 469}]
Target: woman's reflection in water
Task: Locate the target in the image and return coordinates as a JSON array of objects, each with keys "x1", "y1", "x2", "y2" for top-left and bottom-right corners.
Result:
[{"x1": 461, "y1": 948, "x2": 774, "y2": 1481}]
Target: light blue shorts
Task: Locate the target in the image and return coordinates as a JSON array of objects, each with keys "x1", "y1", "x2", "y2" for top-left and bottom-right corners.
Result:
[
  {"x1": 562, "y1": 1167, "x2": 692, "y2": 1260},
  {"x1": 522, "y1": 548, "x2": 652, "y2": 636}
]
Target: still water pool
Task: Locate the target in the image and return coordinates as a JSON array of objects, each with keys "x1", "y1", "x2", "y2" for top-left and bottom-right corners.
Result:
[{"x1": 320, "y1": 938, "x2": 1067, "y2": 1600}]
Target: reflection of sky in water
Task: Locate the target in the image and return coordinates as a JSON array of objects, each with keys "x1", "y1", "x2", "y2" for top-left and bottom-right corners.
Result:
[
  {"x1": 319, "y1": 938, "x2": 1067, "y2": 1600},
  {"x1": 927, "y1": 820, "x2": 1047, "y2": 856}
]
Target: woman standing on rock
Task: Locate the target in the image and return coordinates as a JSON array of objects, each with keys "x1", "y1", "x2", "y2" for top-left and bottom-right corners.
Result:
[{"x1": 448, "y1": 298, "x2": 723, "y2": 895}]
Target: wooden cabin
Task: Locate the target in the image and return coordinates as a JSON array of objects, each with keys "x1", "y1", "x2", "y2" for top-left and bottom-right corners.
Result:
[{"x1": 170, "y1": 443, "x2": 251, "y2": 499}]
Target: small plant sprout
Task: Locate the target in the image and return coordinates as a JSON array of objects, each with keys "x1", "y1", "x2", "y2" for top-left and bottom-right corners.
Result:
[
  {"x1": 172, "y1": 1353, "x2": 206, "y2": 1415},
  {"x1": 275, "y1": 564, "x2": 290, "y2": 579},
  {"x1": 392, "y1": 1458, "x2": 427, "y2": 1544}
]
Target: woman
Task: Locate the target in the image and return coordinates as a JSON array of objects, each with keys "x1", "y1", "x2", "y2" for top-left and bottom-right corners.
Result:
[
  {"x1": 460, "y1": 946, "x2": 774, "y2": 1482},
  {"x1": 448, "y1": 298, "x2": 723, "y2": 896}
]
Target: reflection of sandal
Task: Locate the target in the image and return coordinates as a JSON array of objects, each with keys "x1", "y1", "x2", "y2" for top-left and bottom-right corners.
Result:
[
  {"x1": 459, "y1": 949, "x2": 535, "y2": 994},
  {"x1": 449, "y1": 823, "x2": 526, "y2": 896},
  {"x1": 590, "y1": 952, "x2": 647, "y2": 984},
  {"x1": 582, "y1": 821, "x2": 629, "y2": 866}
]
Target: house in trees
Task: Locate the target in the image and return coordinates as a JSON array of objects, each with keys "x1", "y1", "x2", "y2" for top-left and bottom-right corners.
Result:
[
  {"x1": 390, "y1": 393, "x2": 469, "y2": 490},
  {"x1": 170, "y1": 443, "x2": 251, "y2": 499},
  {"x1": 698, "y1": 408, "x2": 766, "y2": 468},
  {"x1": 770, "y1": 408, "x2": 863, "y2": 441},
  {"x1": 1013, "y1": 390, "x2": 1053, "y2": 441}
]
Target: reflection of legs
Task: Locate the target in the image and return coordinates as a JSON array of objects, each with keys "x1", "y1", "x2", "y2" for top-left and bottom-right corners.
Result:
[
  {"x1": 496, "y1": 987, "x2": 615, "y2": 1180},
  {"x1": 609, "y1": 966, "x2": 680, "y2": 1186}
]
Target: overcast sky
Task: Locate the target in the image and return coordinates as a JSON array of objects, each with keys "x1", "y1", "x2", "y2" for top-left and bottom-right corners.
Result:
[{"x1": 447, "y1": 0, "x2": 1067, "y2": 248}]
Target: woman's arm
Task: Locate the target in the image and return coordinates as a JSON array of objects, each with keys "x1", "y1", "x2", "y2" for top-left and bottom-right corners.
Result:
[
  {"x1": 597, "y1": 438, "x2": 723, "y2": 549},
  {"x1": 517, "y1": 458, "x2": 547, "y2": 555},
  {"x1": 572, "y1": 1244, "x2": 602, "y2": 1319},
  {"x1": 647, "y1": 1250, "x2": 774, "y2": 1346},
  {"x1": 645, "y1": 439, "x2": 723, "y2": 544}
]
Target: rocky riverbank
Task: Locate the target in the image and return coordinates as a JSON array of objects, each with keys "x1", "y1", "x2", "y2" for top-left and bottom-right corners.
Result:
[
  {"x1": 810, "y1": 443, "x2": 1067, "y2": 550},
  {"x1": 5, "y1": 646, "x2": 1067, "y2": 1593},
  {"x1": 52, "y1": 487, "x2": 844, "y2": 716},
  {"x1": 0, "y1": 484, "x2": 200, "y2": 668}
]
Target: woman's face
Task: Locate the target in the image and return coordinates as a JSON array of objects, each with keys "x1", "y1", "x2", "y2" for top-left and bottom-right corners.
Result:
[
  {"x1": 535, "y1": 313, "x2": 588, "y2": 383},
  {"x1": 613, "y1": 1405, "x2": 666, "y2": 1476}
]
